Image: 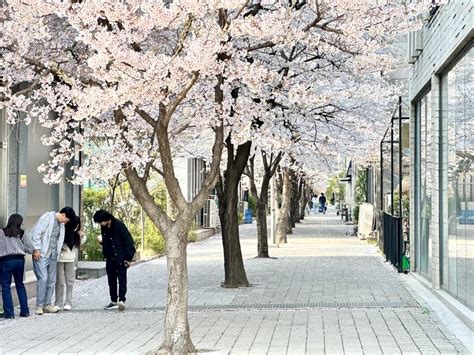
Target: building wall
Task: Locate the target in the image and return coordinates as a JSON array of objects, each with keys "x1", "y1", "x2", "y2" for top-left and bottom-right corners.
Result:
[
  {"x1": 174, "y1": 157, "x2": 209, "y2": 227},
  {"x1": 409, "y1": 1, "x2": 473, "y2": 311},
  {"x1": 409, "y1": 2, "x2": 472, "y2": 98},
  {"x1": 0, "y1": 109, "x2": 80, "y2": 274},
  {"x1": 0, "y1": 109, "x2": 8, "y2": 228}
]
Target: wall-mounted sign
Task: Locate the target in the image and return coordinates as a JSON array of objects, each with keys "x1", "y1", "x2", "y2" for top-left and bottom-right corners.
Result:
[{"x1": 19, "y1": 175, "x2": 27, "y2": 188}]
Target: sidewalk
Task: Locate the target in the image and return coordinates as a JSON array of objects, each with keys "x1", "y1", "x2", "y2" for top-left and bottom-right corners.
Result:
[{"x1": 0, "y1": 211, "x2": 469, "y2": 354}]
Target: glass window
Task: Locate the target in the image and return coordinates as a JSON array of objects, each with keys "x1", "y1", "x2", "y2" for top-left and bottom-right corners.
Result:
[
  {"x1": 444, "y1": 46, "x2": 474, "y2": 309},
  {"x1": 417, "y1": 91, "x2": 433, "y2": 277}
]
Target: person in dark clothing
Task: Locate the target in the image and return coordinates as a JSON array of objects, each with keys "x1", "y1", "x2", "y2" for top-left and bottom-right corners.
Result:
[
  {"x1": 93, "y1": 210, "x2": 136, "y2": 311},
  {"x1": 318, "y1": 193, "x2": 327, "y2": 214}
]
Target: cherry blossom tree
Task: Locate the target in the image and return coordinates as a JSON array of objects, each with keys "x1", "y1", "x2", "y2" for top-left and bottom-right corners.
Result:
[{"x1": 2, "y1": 1, "x2": 284, "y2": 352}]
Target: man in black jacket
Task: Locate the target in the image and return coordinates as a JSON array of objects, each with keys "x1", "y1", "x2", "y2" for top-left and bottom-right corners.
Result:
[
  {"x1": 93, "y1": 210, "x2": 136, "y2": 311},
  {"x1": 318, "y1": 193, "x2": 327, "y2": 214}
]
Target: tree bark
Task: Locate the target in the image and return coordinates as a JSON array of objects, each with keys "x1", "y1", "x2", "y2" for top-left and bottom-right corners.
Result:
[
  {"x1": 159, "y1": 226, "x2": 195, "y2": 353},
  {"x1": 299, "y1": 180, "x2": 308, "y2": 220},
  {"x1": 216, "y1": 137, "x2": 251, "y2": 288},
  {"x1": 286, "y1": 169, "x2": 295, "y2": 234},
  {"x1": 276, "y1": 167, "x2": 291, "y2": 244},
  {"x1": 255, "y1": 199, "x2": 269, "y2": 257},
  {"x1": 292, "y1": 175, "x2": 303, "y2": 224},
  {"x1": 289, "y1": 170, "x2": 300, "y2": 228}
]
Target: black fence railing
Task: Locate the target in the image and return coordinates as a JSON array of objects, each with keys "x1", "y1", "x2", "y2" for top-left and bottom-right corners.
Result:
[{"x1": 383, "y1": 212, "x2": 403, "y2": 272}]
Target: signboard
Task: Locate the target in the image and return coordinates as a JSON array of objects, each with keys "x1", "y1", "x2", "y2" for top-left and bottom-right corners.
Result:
[
  {"x1": 358, "y1": 203, "x2": 374, "y2": 240},
  {"x1": 19, "y1": 175, "x2": 27, "y2": 188}
]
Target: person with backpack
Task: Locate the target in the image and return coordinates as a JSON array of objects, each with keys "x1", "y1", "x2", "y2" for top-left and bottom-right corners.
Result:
[{"x1": 93, "y1": 210, "x2": 136, "y2": 311}]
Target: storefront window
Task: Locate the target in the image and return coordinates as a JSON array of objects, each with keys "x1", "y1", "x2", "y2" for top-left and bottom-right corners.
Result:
[
  {"x1": 417, "y1": 91, "x2": 433, "y2": 277},
  {"x1": 444, "y1": 46, "x2": 474, "y2": 309}
]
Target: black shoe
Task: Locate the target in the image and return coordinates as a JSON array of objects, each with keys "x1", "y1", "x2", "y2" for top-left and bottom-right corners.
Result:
[
  {"x1": 104, "y1": 302, "x2": 118, "y2": 310},
  {"x1": 20, "y1": 313, "x2": 30, "y2": 317}
]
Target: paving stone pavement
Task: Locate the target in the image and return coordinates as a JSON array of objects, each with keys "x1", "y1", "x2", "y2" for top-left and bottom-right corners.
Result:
[{"x1": 0, "y1": 210, "x2": 468, "y2": 354}]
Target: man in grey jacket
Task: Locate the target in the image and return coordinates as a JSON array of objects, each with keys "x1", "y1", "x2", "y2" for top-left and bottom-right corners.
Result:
[{"x1": 30, "y1": 207, "x2": 76, "y2": 315}]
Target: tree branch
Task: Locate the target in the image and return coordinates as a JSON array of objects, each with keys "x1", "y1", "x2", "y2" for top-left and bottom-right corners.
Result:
[{"x1": 165, "y1": 71, "x2": 199, "y2": 125}]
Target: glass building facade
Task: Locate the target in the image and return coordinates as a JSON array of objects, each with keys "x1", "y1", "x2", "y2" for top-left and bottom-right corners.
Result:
[
  {"x1": 443, "y1": 46, "x2": 473, "y2": 309},
  {"x1": 413, "y1": 46, "x2": 473, "y2": 310},
  {"x1": 409, "y1": 1, "x2": 472, "y2": 318},
  {"x1": 416, "y1": 91, "x2": 433, "y2": 278}
]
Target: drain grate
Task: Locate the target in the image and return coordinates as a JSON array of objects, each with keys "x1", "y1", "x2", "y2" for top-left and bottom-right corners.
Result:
[
  {"x1": 186, "y1": 301, "x2": 418, "y2": 311},
  {"x1": 72, "y1": 301, "x2": 418, "y2": 314}
]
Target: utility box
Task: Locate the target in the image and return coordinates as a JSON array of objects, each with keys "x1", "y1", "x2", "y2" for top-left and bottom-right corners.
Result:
[{"x1": 244, "y1": 209, "x2": 253, "y2": 224}]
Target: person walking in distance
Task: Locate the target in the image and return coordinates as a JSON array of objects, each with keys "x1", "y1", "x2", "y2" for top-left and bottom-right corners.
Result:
[
  {"x1": 318, "y1": 193, "x2": 327, "y2": 214},
  {"x1": 0, "y1": 214, "x2": 34, "y2": 319},
  {"x1": 311, "y1": 195, "x2": 318, "y2": 214},
  {"x1": 55, "y1": 216, "x2": 85, "y2": 311},
  {"x1": 93, "y1": 210, "x2": 136, "y2": 311},
  {"x1": 30, "y1": 207, "x2": 76, "y2": 315}
]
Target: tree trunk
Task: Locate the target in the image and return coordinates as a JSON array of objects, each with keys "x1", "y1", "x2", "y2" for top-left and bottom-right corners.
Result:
[
  {"x1": 159, "y1": 227, "x2": 196, "y2": 353},
  {"x1": 217, "y1": 138, "x2": 251, "y2": 288},
  {"x1": 286, "y1": 170, "x2": 296, "y2": 234},
  {"x1": 219, "y1": 181, "x2": 250, "y2": 287},
  {"x1": 276, "y1": 167, "x2": 291, "y2": 244},
  {"x1": 247, "y1": 151, "x2": 283, "y2": 258},
  {"x1": 292, "y1": 177, "x2": 303, "y2": 223},
  {"x1": 255, "y1": 198, "x2": 269, "y2": 257},
  {"x1": 299, "y1": 181, "x2": 308, "y2": 220},
  {"x1": 289, "y1": 171, "x2": 300, "y2": 227}
]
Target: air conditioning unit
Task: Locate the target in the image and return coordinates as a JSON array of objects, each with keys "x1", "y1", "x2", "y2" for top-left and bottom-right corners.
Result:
[
  {"x1": 203, "y1": 199, "x2": 211, "y2": 228},
  {"x1": 407, "y1": 29, "x2": 423, "y2": 64},
  {"x1": 209, "y1": 198, "x2": 220, "y2": 229}
]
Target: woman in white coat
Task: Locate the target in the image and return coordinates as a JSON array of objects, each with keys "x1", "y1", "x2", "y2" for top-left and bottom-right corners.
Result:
[{"x1": 55, "y1": 216, "x2": 85, "y2": 310}]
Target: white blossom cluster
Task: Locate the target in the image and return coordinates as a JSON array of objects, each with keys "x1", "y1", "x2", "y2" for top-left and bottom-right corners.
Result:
[{"x1": 2, "y1": 0, "x2": 428, "y2": 184}]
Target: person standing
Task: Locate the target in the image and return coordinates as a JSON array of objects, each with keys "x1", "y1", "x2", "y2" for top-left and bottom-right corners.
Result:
[
  {"x1": 311, "y1": 195, "x2": 318, "y2": 214},
  {"x1": 30, "y1": 207, "x2": 76, "y2": 315},
  {"x1": 93, "y1": 210, "x2": 135, "y2": 311},
  {"x1": 55, "y1": 216, "x2": 85, "y2": 311},
  {"x1": 319, "y1": 193, "x2": 327, "y2": 214},
  {"x1": 0, "y1": 214, "x2": 34, "y2": 319}
]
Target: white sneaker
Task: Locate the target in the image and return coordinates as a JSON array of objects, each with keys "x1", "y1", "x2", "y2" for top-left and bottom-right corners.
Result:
[
  {"x1": 63, "y1": 305, "x2": 72, "y2": 311},
  {"x1": 104, "y1": 302, "x2": 118, "y2": 310},
  {"x1": 118, "y1": 301, "x2": 125, "y2": 311},
  {"x1": 35, "y1": 307, "x2": 44, "y2": 315},
  {"x1": 43, "y1": 305, "x2": 60, "y2": 313}
]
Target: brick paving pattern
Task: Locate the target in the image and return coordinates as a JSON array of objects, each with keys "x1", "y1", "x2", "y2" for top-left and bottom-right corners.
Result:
[{"x1": 0, "y1": 211, "x2": 467, "y2": 354}]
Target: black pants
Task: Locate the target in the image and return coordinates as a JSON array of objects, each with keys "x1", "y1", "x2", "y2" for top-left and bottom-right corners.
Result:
[{"x1": 106, "y1": 259, "x2": 127, "y2": 303}]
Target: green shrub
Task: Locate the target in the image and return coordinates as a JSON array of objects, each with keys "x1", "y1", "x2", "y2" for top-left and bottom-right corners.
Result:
[
  {"x1": 247, "y1": 195, "x2": 257, "y2": 212},
  {"x1": 188, "y1": 223, "x2": 198, "y2": 243},
  {"x1": 326, "y1": 172, "x2": 346, "y2": 205},
  {"x1": 238, "y1": 212, "x2": 244, "y2": 224},
  {"x1": 81, "y1": 231, "x2": 103, "y2": 261},
  {"x1": 353, "y1": 205, "x2": 360, "y2": 223},
  {"x1": 81, "y1": 179, "x2": 168, "y2": 259}
]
